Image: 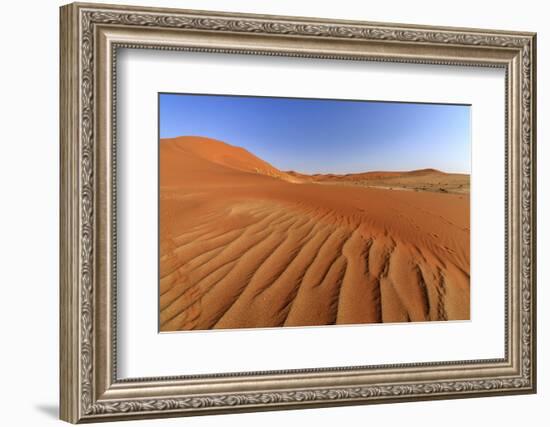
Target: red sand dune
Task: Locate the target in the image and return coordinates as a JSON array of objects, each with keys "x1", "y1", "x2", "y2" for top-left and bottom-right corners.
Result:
[{"x1": 159, "y1": 136, "x2": 470, "y2": 331}]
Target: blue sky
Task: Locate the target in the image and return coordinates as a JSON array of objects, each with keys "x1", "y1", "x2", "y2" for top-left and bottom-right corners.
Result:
[{"x1": 159, "y1": 93, "x2": 470, "y2": 174}]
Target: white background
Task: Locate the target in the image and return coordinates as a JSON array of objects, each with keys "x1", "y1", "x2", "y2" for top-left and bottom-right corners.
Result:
[
  {"x1": 0, "y1": 0, "x2": 546, "y2": 426},
  {"x1": 118, "y1": 50, "x2": 504, "y2": 377}
]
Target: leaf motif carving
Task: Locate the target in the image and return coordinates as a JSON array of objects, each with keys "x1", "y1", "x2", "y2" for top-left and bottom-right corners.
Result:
[{"x1": 77, "y1": 8, "x2": 534, "y2": 417}]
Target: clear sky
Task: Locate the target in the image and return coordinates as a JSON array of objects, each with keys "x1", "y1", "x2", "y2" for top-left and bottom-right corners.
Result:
[{"x1": 159, "y1": 93, "x2": 470, "y2": 174}]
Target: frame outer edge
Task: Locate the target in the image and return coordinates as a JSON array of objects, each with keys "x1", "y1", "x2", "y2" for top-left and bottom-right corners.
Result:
[
  {"x1": 529, "y1": 33, "x2": 537, "y2": 393},
  {"x1": 60, "y1": 3, "x2": 81, "y2": 424},
  {"x1": 68, "y1": 1, "x2": 537, "y2": 37},
  {"x1": 60, "y1": 2, "x2": 537, "y2": 422}
]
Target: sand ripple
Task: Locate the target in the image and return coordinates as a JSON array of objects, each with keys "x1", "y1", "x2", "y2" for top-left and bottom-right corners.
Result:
[{"x1": 159, "y1": 136, "x2": 470, "y2": 331}]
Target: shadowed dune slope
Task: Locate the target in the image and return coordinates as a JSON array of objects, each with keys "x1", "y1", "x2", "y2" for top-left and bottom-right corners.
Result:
[{"x1": 159, "y1": 136, "x2": 470, "y2": 331}]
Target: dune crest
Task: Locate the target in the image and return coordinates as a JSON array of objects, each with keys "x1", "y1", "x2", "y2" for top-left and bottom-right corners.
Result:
[
  {"x1": 162, "y1": 136, "x2": 303, "y2": 183},
  {"x1": 160, "y1": 136, "x2": 470, "y2": 331}
]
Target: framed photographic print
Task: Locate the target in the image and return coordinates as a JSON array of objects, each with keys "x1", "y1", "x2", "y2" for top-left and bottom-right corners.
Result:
[
  {"x1": 60, "y1": 2, "x2": 537, "y2": 423},
  {"x1": 157, "y1": 94, "x2": 472, "y2": 331}
]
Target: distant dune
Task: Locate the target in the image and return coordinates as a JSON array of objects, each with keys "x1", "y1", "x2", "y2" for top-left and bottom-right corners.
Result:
[
  {"x1": 287, "y1": 168, "x2": 469, "y2": 194},
  {"x1": 160, "y1": 136, "x2": 470, "y2": 331}
]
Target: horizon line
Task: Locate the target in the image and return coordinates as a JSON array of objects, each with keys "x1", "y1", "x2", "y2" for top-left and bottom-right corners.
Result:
[{"x1": 160, "y1": 135, "x2": 471, "y2": 176}]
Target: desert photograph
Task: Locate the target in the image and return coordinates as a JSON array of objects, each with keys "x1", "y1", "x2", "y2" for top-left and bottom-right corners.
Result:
[{"x1": 159, "y1": 94, "x2": 470, "y2": 332}]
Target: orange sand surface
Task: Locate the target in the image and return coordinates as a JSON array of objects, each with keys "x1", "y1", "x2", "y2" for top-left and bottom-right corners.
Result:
[{"x1": 159, "y1": 136, "x2": 470, "y2": 331}]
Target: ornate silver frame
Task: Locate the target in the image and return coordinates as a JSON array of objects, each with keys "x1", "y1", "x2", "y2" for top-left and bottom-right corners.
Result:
[{"x1": 60, "y1": 2, "x2": 537, "y2": 423}]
